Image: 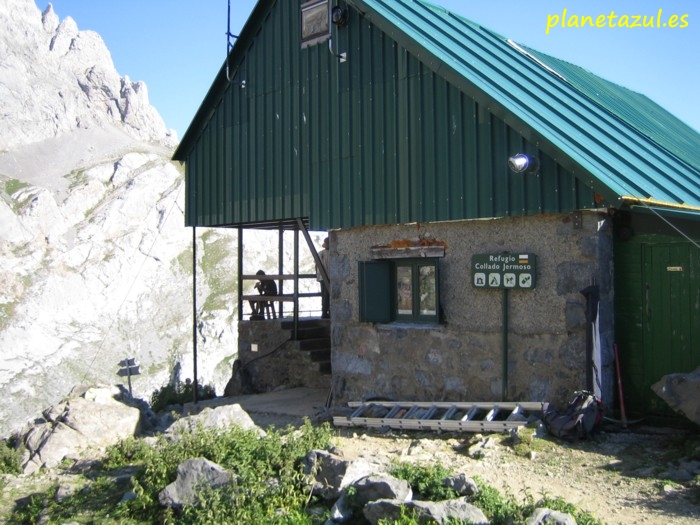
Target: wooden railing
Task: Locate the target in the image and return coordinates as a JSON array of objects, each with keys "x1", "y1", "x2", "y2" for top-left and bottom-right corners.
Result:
[{"x1": 240, "y1": 273, "x2": 321, "y2": 321}]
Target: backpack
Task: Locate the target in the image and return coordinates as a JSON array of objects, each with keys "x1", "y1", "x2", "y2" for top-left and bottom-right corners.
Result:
[{"x1": 542, "y1": 390, "x2": 603, "y2": 440}]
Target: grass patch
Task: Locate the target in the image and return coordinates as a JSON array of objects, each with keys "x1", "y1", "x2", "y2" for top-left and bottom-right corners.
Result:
[
  {"x1": 470, "y1": 476, "x2": 529, "y2": 524},
  {"x1": 64, "y1": 168, "x2": 88, "y2": 191},
  {"x1": 389, "y1": 462, "x2": 603, "y2": 525},
  {"x1": 3, "y1": 179, "x2": 29, "y2": 196}
]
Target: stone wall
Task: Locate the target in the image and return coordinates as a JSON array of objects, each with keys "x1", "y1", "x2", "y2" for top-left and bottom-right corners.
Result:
[
  {"x1": 235, "y1": 320, "x2": 331, "y2": 393},
  {"x1": 329, "y1": 212, "x2": 614, "y2": 405}
]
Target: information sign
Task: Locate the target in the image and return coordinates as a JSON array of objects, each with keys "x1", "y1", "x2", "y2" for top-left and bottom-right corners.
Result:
[{"x1": 471, "y1": 253, "x2": 537, "y2": 290}]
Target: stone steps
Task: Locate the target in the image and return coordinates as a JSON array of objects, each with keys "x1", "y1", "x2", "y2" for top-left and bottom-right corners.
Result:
[{"x1": 281, "y1": 319, "x2": 331, "y2": 375}]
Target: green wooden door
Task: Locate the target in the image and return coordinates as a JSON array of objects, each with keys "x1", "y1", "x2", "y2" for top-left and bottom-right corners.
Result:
[{"x1": 640, "y1": 243, "x2": 700, "y2": 414}]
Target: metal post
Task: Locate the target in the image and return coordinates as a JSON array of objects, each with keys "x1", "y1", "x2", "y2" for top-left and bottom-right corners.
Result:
[
  {"x1": 502, "y1": 288, "x2": 509, "y2": 402},
  {"x1": 192, "y1": 225, "x2": 198, "y2": 404},
  {"x1": 126, "y1": 366, "x2": 133, "y2": 397},
  {"x1": 294, "y1": 225, "x2": 300, "y2": 339},
  {"x1": 278, "y1": 226, "x2": 284, "y2": 318},
  {"x1": 238, "y1": 227, "x2": 243, "y2": 321}
]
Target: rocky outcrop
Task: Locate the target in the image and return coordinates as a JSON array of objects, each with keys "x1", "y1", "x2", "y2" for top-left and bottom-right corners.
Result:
[
  {"x1": 17, "y1": 384, "x2": 271, "y2": 475},
  {"x1": 20, "y1": 385, "x2": 141, "y2": 474}
]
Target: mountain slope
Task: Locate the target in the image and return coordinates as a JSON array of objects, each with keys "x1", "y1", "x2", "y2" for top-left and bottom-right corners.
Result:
[{"x1": 0, "y1": 0, "x2": 239, "y2": 436}]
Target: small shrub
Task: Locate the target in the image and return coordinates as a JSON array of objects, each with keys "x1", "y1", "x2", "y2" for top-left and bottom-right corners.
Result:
[
  {"x1": 469, "y1": 476, "x2": 528, "y2": 525},
  {"x1": 149, "y1": 379, "x2": 216, "y2": 412},
  {"x1": 11, "y1": 488, "x2": 53, "y2": 524},
  {"x1": 389, "y1": 461, "x2": 458, "y2": 501},
  {"x1": 101, "y1": 436, "x2": 151, "y2": 469},
  {"x1": 0, "y1": 438, "x2": 23, "y2": 475}
]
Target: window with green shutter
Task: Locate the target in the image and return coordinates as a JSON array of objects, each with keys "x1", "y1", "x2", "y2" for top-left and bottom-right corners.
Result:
[{"x1": 359, "y1": 258, "x2": 441, "y2": 324}]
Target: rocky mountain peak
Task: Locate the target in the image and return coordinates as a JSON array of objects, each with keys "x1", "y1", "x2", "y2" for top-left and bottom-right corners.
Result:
[{"x1": 0, "y1": 0, "x2": 176, "y2": 151}]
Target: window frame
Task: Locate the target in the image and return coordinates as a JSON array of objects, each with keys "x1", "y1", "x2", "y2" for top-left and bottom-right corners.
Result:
[
  {"x1": 394, "y1": 259, "x2": 440, "y2": 324},
  {"x1": 359, "y1": 257, "x2": 441, "y2": 325}
]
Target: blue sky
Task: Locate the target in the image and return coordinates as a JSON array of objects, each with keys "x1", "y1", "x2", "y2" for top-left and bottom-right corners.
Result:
[{"x1": 43, "y1": 1, "x2": 700, "y2": 139}]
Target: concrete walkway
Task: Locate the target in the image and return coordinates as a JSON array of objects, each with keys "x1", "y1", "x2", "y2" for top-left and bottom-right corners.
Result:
[{"x1": 184, "y1": 387, "x2": 330, "y2": 428}]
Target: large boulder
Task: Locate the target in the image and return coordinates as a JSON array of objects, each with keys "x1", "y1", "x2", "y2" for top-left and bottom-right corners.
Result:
[
  {"x1": 364, "y1": 498, "x2": 489, "y2": 525},
  {"x1": 158, "y1": 458, "x2": 235, "y2": 510},
  {"x1": 331, "y1": 474, "x2": 412, "y2": 522},
  {"x1": 20, "y1": 385, "x2": 141, "y2": 474},
  {"x1": 652, "y1": 367, "x2": 700, "y2": 426},
  {"x1": 165, "y1": 403, "x2": 265, "y2": 437},
  {"x1": 303, "y1": 448, "x2": 377, "y2": 500}
]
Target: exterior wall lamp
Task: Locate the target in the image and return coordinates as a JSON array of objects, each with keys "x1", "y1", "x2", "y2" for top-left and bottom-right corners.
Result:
[
  {"x1": 332, "y1": 6, "x2": 348, "y2": 26},
  {"x1": 508, "y1": 153, "x2": 540, "y2": 174}
]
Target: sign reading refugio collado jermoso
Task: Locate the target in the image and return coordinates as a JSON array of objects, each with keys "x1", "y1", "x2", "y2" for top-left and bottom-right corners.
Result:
[{"x1": 471, "y1": 253, "x2": 537, "y2": 289}]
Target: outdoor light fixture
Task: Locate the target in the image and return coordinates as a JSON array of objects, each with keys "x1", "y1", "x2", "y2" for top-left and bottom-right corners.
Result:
[
  {"x1": 332, "y1": 6, "x2": 348, "y2": 26},
  {"x1": 508, "y1": 153, "x2": 540, "y2": 174}
]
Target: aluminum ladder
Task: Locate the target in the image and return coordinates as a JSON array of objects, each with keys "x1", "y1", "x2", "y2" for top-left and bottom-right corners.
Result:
[{"x1": 333, "y1": 401, "x2": 544, "y2": 433}]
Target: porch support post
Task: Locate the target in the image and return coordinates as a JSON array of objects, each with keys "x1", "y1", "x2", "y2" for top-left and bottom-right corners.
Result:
[
  {"x1": 238, "y1": 227, "x2": 243, "y2": 321},
  {"x1": 192, "y1": 225, "x2": 198, "y2": 404}
]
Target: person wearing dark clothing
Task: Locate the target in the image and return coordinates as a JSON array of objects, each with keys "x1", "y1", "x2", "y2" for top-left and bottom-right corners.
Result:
[{"x1": 250, "y1": 270, "x2": 277, "y2": 319}]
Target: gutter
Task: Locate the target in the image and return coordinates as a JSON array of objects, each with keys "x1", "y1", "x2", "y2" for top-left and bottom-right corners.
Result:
[{"x1": 620, "y1": 196, "x2": 700, "y2": 214}]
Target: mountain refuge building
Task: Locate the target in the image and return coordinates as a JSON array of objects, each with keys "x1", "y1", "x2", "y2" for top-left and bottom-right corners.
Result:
[{"x1": 172, "y1": 0, "x2": 700, "y2": 423}]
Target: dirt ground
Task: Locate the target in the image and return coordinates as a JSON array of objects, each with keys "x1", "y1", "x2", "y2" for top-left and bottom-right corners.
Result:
[
  {"x1": 196, "y1": 387, "x2": 700, "y2": 524},
  {"x1": 331, "y1": 422, "x2": 700, "y2": 525}
]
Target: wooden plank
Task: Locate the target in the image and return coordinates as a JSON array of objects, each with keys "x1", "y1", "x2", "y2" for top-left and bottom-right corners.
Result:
[{"x1": 242, "y1": 293, "x2": 319, "y2": 302}]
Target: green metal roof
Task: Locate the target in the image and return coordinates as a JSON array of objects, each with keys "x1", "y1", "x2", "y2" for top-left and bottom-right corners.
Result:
[{"x1": 350, "y1": 0, "x2": 700, "y2": 212}]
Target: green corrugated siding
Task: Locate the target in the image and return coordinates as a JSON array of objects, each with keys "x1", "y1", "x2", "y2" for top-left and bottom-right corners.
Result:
[{"x1": 182, "y1": 0, "x2": 596, "y2": 229}]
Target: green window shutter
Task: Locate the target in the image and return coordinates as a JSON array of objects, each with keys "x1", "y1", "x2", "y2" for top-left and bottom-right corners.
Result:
[{"x1": 359, "y1": 260, "x2": 393, "y2": 323}]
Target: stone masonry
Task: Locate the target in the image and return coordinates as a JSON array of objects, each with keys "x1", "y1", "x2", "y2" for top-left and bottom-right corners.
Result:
[{"x1": 329, "y1": 212, "x2": 614, "y2": 406}]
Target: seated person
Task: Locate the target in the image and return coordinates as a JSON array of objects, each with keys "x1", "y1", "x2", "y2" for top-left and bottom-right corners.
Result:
[{"x1": 249, "y1": 270, "x2": 277, "y2": 319}]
